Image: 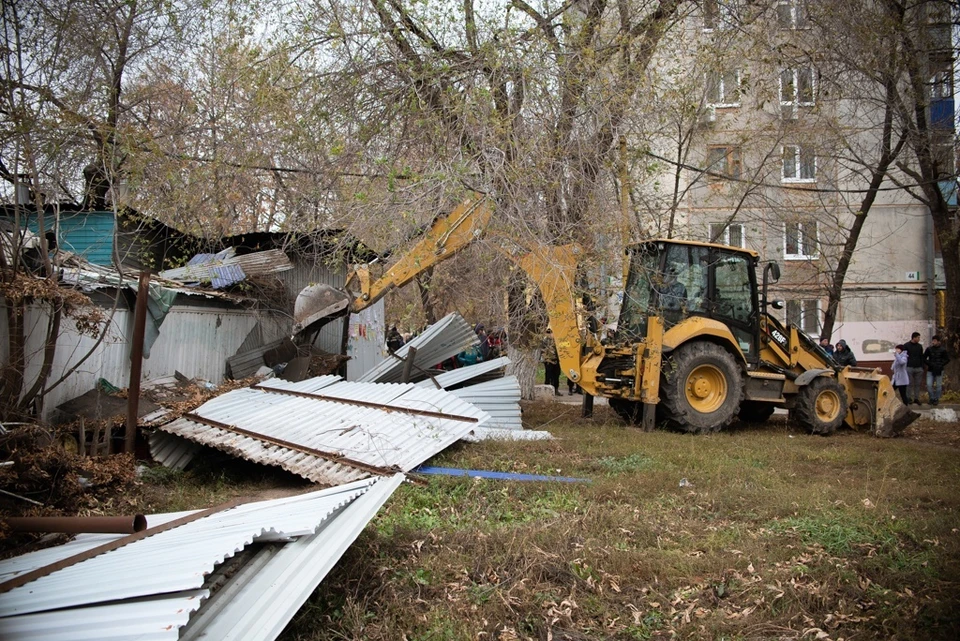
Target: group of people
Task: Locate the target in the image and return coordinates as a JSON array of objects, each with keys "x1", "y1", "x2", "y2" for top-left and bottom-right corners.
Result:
[
  {"x1": 454, "y1": 323, "x2": 506, "y2": 367},
  {"x1": 821, "y1": 332, "x2": 951, "y2": 406},
  {"x1": 891, "y1": 333, "x2": 950, "y2": 406}
]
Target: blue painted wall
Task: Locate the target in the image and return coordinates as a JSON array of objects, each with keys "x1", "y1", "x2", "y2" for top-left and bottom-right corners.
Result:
[{"x1": 6, "y1": 210, "x2": 115, "y2": 266}]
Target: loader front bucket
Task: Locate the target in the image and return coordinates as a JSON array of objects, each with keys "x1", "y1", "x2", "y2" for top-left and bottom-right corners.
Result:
[
  {"x1": 875, "y1": 376, "x2": 919, "y2": 438},
  {"x1": 841, "y1": 369, "x2": 919, "y2": 437},
  {"x1": 292, "y1": 284, "x2": 352, "y2": 335}
]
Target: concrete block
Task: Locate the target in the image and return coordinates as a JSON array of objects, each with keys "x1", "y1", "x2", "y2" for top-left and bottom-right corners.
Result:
[
  {"x1": 931, "y1": 408, "x2": 957, "y2": 422},
  {"x1": 534, "y1": 384, "x2": 557, "y2": 400}
]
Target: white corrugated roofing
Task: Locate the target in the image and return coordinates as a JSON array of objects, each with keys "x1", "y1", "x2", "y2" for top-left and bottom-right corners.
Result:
[
  {"x1": 450, "y1": 376, "x2": 523, "y2": 431},
  {"x1": 0, "y1": 479, "x2": 374, "y2": 617},
  {"x1": 0, "y1": 475, "x2": 404, "y2": 641},
  {"x1": 0, "y1": 591, "x2": 208, "y2": 641},
  {"x1": 181, "y1": 473, "x2": 404, "y2": 641},
  {"x1": 414, "y1": 356, "x2": 511, "y2": 390},
  {"x1": 148, "y1": 430, "x2": 203, "y2": 470},
  {"x1": 157, "y1": 376, "x2": 488, "y2": 484},
  {"x1": 358, "y1": 312, "x2": 477, "y2": 383}
]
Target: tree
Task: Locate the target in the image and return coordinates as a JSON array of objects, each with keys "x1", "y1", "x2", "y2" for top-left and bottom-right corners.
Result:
[{"x1": 288, "y1": 0, "x2": 689, "y2": 394}]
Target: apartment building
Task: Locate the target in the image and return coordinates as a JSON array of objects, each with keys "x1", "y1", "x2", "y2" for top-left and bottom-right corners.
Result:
[{"x1": 656, "y1": 0, "x2": 955, "y2": 368}]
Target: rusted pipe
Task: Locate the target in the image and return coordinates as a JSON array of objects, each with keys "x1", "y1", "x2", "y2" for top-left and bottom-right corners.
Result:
[{"x1": 5, "y1": 514, "x2": 147, "y2": 534}]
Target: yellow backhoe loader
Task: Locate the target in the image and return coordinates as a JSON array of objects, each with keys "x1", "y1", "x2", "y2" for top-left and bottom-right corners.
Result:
[{"x1": 294, "y1": 195, "x2": 917, "y2": 437}]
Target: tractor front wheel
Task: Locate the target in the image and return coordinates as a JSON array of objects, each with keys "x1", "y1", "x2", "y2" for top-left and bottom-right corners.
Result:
[{"x1": 792, "y1": 376, "x2": 848, "y2": 435}]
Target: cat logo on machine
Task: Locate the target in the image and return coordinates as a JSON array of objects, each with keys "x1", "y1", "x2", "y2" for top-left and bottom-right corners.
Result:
[{"x1": 769, "y1": 327, "x2": 789, "y2": 350}]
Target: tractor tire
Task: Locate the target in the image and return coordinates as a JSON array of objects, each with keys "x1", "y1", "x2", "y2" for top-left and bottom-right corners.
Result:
[
  {"x1": 609, "y1": 398, "x2": 642, "y2": 425},
  {"x1": 738, "y1": 401, "x2": 776, "y2": 424},
  {"x1": 659, "y1": 342, "x2": 743, "y2": 433},
  {"x1": 792, "y1": 376, "x2": 848, "y2": 435}
]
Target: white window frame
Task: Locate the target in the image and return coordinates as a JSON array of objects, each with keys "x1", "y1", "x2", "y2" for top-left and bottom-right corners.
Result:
[
  {"x1": 785, "y1": 298, "x2": 820, "y2": 336},
  {"x1": 709, "y1": 222, "x2": 745, "y2": 248},
  {"x1": 779, "y1": 67, "x2": 816, "y2": 118},
  {"x1": 776, "y1": 0, "x2": 809, "y2": 30},
  {"x1": 782, "y1": 145, "x2": 816, "y2": 182},
  {"x1": 784, "y1": 220, "x2": 819, "y2": 259},
  {"x1": 707, "y1": 69, "x2": 742, "y2": 108}
]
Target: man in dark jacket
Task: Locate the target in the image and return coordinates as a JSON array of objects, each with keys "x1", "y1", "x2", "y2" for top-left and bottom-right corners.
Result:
[
  {"x1": 923, "y1": 335, "x2": 950, "y2": 406},
  {"x1": 903, "y1": 332, "x2": 924, "y2": 405},
  {"x1": 833, "y1": 339, "x2": 857, "y2": 367}
]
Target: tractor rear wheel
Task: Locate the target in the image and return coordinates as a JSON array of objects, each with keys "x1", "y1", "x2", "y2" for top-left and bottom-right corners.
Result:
[
  {"x1": 792, "y1": 376, "x2": 848, "y2": 435},
  {"x1": 738, "y1": 401, "x2": 776, "y2": 424},
  {"x1": 659, "y1": 342, "x2": 742, "y2": 433}
]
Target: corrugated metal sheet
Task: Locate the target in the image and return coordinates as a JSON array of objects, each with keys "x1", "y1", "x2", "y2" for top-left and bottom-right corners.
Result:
[
  {"x1": 358, "y1": 313, "x2": 477, "y2": 383},
  {"x1": 449, "y1": 376, "x2": 523, "y2": 431},
  {"x1": 158, "y1": 249, "x2": 292, "y2": 283},
  {"x1": 158, "y1": 376, "x2": 489, "y2": 484},
  {"x1": 0, "y1": 592, "x2": 208, "y2": 641},
  {"x1": 180, "y1": 474, "x2": 404, "y2": 641},
  {"x1": 149, "y1": 430, "x2": 203, "y2": 470},
  {"x1": 414, "y1": 356, "x2": 511, "y2": 390},
  {"x1": 227, "y1": 338, "x2": 285, "y2": 379},
  {"x1": 0, "y1": 475, "x2": 404, "y2": 641}
]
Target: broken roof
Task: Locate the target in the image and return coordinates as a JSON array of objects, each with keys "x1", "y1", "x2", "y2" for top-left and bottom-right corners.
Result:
[
  {"x1": 0, "y1": 475, "x2": 404, "y2": 641},
  {"x1": 157, "y1": 376, "x2": 489, "y2": 484}
]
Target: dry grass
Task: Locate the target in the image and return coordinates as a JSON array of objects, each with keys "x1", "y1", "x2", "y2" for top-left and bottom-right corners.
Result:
[{"x1": 280, "y1": 402, "x2": 960, "y2": 641}]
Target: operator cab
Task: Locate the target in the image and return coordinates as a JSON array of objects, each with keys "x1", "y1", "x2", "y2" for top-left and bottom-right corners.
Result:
[{"x1": 617, "y1": 240, "x2": 761, "y2": 361}]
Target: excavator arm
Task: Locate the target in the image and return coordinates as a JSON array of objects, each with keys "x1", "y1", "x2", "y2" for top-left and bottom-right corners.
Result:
[
  {"x1": 293, "y1": 196, "x2": 492, "y2": 334},
  {"x1": 293, "y1": 196, "x2": 587, "y2": 385}
]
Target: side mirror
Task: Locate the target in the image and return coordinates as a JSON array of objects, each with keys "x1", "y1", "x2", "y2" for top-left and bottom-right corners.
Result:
[
  {"x1": 771, "y1": 300, "x2": 785, "y2": 310},
  {"x1": 768, "y1": 262, "x2": 781, "y2": 282}
]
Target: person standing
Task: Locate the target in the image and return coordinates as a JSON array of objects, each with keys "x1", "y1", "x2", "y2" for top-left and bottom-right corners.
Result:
[
  {"x1": 892, "y1": 345, "x2": 910, "y2": 404},
  {"x1": 542, "y1": 329, "x2": 561, "y2": 396},
  {"x1": 819, "y1": 337, "x2": 834, "y2": 356},
  {"x1": 474, "y1": 324, "x2": 490, "y2": 360},
  {"x1": 923, "y1": 335, "x2": 950, "y2": 406},
  {"x1": 903, "y1": 332, "x2": 924, "y2": 405},
  {"x1": 833, "y1": 339, "x2": 857, "y2": 367},
  {"x1": 386, "y1": 326, "x2": 404, "y2": 353}
]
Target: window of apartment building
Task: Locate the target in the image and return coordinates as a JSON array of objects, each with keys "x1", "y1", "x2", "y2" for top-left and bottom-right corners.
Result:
[
  {"x1": 784, "y1": 220, "x2": 818, "y2": 259},
  {"x1": 780, "y1": 67, "x2": 816, "y2": 118},
  {"x1": 703, "y1": 0, "x2": 740, "y2": 31},
  {"x1": 706, "y1": 146, "x2": 741, "y2": 180},
  {"x1": 776, "y1": 0, "x2": 809, "y2": 30},
  {"x1": 707, "y1": 70, "x2": 741, "y2": 107},
  {"x1": 786, "y1": 298, "x2": 820, "y2": 335},
  {"x1": 709, "y1": 222, "x2": 745, "y2": 247},
  {"x1": 782, "y1": 145, "x2": 816, "y2": 181},
  {"x1": 930, "y1": 66, "x2": 953, "y2": 100}
]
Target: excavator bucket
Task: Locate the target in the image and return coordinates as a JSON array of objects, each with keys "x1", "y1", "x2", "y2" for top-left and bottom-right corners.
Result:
[{"x1": 292, "y1": 284, "x2": 352, "y2": 335}]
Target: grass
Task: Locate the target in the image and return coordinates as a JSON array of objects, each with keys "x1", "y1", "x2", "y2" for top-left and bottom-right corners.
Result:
[
  {"x1": 121, "y1": 402, "x2": 960, "y2": 641},
  {"x1": 272, "y1": 402, "x2": 960, "y2": 641}
]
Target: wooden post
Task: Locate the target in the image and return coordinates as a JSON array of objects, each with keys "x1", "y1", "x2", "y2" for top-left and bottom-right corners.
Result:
[
  {"x1": 78, "y1": 418, "x2": 86, "y2": 457},
  {"x1": 126, "y1": 271, "x2": 150, "y2": 454},
  {"x1": 401, "y1": 346, "x2": 418, "y2": 383}
]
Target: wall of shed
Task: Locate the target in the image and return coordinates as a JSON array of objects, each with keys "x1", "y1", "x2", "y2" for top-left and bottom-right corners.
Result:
[
  {"x1": 0, "y1": 298, "x2": 259, "y2": 421},
  {"x1": 1, "y1": 292, "x2": 385, "y2": 421}
]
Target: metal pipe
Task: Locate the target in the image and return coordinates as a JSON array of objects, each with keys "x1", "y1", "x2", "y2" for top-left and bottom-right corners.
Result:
[{"x1": 6, "y1": 514, "x2": 147, "y2": 534}]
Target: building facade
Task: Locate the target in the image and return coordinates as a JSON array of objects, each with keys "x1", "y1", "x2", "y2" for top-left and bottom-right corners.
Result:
[{"x1": 657, "y1": 0, "x2": 955, "y2": 369}]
